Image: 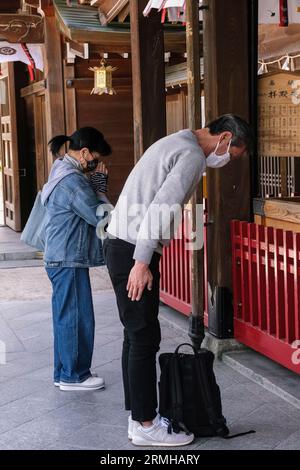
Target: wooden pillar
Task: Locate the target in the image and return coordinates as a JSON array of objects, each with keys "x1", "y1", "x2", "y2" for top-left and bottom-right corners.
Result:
[
  {"x1": 129, "y1": 0, "x2": 166, "y2": 161},
  {"x1": 185, "y1": 0, "x2": 205, "y2": 347},
  {"x1": 43, "y1": 6, "x2": 65, "y2": 172},
  {"x1": 63, "y1": 62, "x2": 77, "y2": 136},
  {"x1": 203, "y1": 0, "x2": 252, "y2": 338}
]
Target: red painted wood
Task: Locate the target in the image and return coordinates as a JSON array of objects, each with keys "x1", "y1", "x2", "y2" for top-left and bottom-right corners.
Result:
[
  {"x1": 284, "y1": 231, "x2": 295, "y2": 343},
  {"x1": 234, "y1": 319, "x2": 300, "y2": 374},
  {"x1": 265, "y1": 226, "x2": 276, "y2": 335},
  {"x1": 294, "y1": 233, "x2": 300, "y2": 342},
  {"x1": 160, "y1": 291, "x2": 191, "y2": 316},
  {"x1": 160, "y1": 210, "x2": 192, "y2": 316},
  {"x1": 247, "y1": 223, "x2": 256, "y2": 325},
  {"x1": 256, "y1": 224, "x2": 267, "y2": 330},
  {"x1": 231, "y1": 220, "x2": 300, "y2": 375},
  {"x1": 274, "y1": 228, "x2": 285, "y2": 339}
]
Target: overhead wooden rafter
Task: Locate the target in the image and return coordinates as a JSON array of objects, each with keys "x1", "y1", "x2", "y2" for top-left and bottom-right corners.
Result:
[
  {"x1": 0, "y1": 1, "x2": 54, "y2": 43},
  {"x1": 90, "y1": 0, "x2": 130, "y2": 24},
  {"x1": 54, "y1": 0, "x2": 186, "y2": 52},
  {"x1": 66, "y1": 39, "x2": 89, "y2": 63},
  {"x1": 0, "y1": 2, "x2": 21, "y2": 13},
  {"x1": 24, "y1": 0, "x2": 53, "y2": 10},
  {"x1": 0, "y1": 13, "x2": 44, "y2": 43}
]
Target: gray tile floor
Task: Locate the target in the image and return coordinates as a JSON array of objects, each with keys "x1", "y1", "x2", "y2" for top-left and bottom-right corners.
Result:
[
  {"x1": 0, "y1": 291, "x2": 300, "y2": 450},
  {"x1": 0, "y1": 226, "x2": 38, "y2": 260}
]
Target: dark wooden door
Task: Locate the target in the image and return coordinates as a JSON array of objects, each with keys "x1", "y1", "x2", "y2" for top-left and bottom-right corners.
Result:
[
  {"x1": 0, "y1": 64, "x2": 21, "y2": 231},
  {"x1": 20, "y1": 80, "x2": 48, "y2": 196}
]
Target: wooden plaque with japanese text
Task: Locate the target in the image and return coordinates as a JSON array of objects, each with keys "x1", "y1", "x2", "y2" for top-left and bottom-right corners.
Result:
[{"x1": 258, "y1": 72, "x2": 300, "y2": 157}]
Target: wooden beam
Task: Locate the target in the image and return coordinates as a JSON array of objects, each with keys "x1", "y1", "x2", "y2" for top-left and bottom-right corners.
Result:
[
  {"x1": 67, "y1": 40, "x2": 89, "y2": 60},
  {"x1": 43, "y1": 8, "x2": 65, "y2": 172},
  {"x1": 54, "y1": 10, "x2": 185, "y2": 53},
  {"x1": 203, "y1": 0, "x2": 251, "y2": 338},
  {"x1": 118, "y1": 3, "x2": 130, "y2": 22},
  {"x1": 185, "y1": 0, "x2": 204, "y2": 347},
  {"x1": 65, "y1": 77, "x2": 132, "y2": 90},
  {"x1": 130, "y1": 0, "x2": 166, "y2": 161},
  {"x1": 63, "y1": 62, "x2": 77, "y2": 136},
  {"x1": 66, "y1": 42, "x2": 76, "y2": 64},
  {"x1": 24, "y1": 0, "x2": 41, "y2": 7},
  {"x1": 25, "y1": 1, "x2": 53, "y2": 7},
  {"x1": 0, "y1": 1, "x2": 21, "y2": 13},
  {"x1": 0, "y1": 14, "x2": 44, "y2": 43},
  {"x1": 95, "y1": 0, "x2": 129, "y2": 23},
  {"x1": 20, "y1": 80, "x2": 46, "y2": 98}
]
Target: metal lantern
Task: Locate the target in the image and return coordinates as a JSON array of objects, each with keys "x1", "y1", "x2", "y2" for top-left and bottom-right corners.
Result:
[{"x1": 89, "y1": 58, "x2": 118, "y2": 96}]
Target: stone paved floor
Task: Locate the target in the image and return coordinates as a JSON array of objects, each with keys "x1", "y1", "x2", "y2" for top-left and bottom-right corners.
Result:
[{"x1": 0, "y1": 287, "x2": 300, "y2": 450}]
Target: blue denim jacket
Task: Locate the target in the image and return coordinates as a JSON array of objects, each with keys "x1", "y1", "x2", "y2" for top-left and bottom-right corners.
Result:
[{"x1": 43, "y1": 164, "x2": 107, "y2": 268}]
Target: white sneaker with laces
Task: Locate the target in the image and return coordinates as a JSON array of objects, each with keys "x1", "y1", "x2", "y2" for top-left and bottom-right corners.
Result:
[
  {"x1": 59, "y1": 376, "x2": 105, "y2": 391},
  {"x1": 128, "y1": 416, "x2": 139, "y2": 440},
  {"x1": 132, "y1": 415, "x2": 194, "y2": 447},
  {"x1": 54, "y1": 373, "x2": 98, "y2": 387}
]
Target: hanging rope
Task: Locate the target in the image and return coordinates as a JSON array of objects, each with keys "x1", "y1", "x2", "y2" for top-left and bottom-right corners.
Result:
[
  {"x1": 21, "y1": 43, "x2": 36, "y2": 82},
  {"x1": 279, "y1": 0, "x2": 289, "y2": 27}
]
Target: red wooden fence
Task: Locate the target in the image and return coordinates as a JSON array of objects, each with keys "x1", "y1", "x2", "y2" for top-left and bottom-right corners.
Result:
[
  {"x1": 160, "y1": 209, "x2": 192, "y2": 315},
  {"x1": 160, "y1": 207, "x2": 209, "y2": 324},
  {"x1": 231, "y1": 220, "x2": 300, "y2": 374}
]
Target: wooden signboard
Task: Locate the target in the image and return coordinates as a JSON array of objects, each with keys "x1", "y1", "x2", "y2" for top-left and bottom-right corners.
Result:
[{"x1": 258, "y1": 72, "x2": 300, "y2": 157}]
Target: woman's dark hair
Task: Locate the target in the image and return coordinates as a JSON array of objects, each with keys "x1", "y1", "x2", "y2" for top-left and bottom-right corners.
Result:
[
  {"x1": 206, "y1": 114, "x2": 254, "y2": 154},
  {"x1": 48, "y1": 127, "x2": 112, "y2": 157}
]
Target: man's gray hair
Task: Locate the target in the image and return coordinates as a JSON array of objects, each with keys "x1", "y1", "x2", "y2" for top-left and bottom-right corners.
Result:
[{"x1": 206, "y1": 114, "x2": 254, "y2": 154}]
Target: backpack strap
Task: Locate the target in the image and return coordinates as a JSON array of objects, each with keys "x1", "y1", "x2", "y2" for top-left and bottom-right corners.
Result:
[
  {"x1": 169, "y1": 353, "x2": 192, "y2": 435},
  {"x1": 169, "y1": 355, "x2": 184, "y2": 423},
  {"x1": 172, "y1": 343, "x2": 197, "y2": 430},
  {"x1": 195, "y1": 356, "x2": 228, "y2": 437},
  {"x1": 195, "y1": 354, "x2": 256, "y2": 439},
  {"x1": 223, "y1": 430, "x2": 256, "y2": 439}
]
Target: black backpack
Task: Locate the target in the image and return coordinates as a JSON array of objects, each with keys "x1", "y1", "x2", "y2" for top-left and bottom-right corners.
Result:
[{"x1": 158, "y1": 343, "x2": 255, "y2": 439}]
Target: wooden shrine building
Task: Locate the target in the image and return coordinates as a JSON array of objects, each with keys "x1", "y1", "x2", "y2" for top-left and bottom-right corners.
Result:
[{"x1": 0, "y1": 0, "x2": 299, "y2": 375}]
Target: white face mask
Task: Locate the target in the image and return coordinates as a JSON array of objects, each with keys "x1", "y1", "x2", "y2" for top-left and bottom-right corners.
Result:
[{"x1": 206, "y1": 139, "x2": 232, "y2": 168}]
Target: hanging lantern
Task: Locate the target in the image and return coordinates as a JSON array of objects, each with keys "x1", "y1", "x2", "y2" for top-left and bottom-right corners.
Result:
[{"x1": 89, "y1": 58, "x2": 118, "y2": 96}]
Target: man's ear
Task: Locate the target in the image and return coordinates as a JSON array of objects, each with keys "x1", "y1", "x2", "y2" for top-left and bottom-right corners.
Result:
[{"x1": 222, "y1": 131, "x2": 233, "y2": 142}]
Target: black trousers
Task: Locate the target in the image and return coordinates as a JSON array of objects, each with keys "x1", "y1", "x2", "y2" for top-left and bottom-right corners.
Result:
[{"x1": 103, "y1": 237, "x2": 161, "y2": 422}]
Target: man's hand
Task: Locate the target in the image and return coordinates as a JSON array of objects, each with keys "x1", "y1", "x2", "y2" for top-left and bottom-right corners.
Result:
[{"x1": 127, "y1": 261, "x2": 153, "y2": 302}]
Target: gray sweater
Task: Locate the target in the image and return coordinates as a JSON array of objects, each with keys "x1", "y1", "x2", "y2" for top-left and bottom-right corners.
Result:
[{"x1": 107, "y1": 130, "x2": 206, "y2": 264}]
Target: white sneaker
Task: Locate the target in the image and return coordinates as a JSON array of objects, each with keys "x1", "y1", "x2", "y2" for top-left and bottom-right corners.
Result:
[
  {"x1": 54, "y1": 373, "x2": 98, "y2": 387},
  {"x1": 59, "y1": 376, "x2": 105, "y2": 391},
  {"x1": 128, "y1": 415, "x2": 139, "y2": 440},
  {"x1": 132, "y1": 415, "x2": 194, "y2": 447}
]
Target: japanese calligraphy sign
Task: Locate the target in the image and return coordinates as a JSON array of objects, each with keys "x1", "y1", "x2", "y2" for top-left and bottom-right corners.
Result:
[{"x1": 258, "y1": 72, "x2": 300, "y2": 157}]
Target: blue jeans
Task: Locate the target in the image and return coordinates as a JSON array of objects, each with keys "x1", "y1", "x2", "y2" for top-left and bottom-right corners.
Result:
[{"x1": 46, "y1": 267, "x2": 95, "y2": 383}]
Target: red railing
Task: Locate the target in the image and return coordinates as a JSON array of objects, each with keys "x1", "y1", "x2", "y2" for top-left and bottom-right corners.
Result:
[
  {"x1": 160, "y1": 209, "x2": 192, "y2": 315},
  {"x1": 160, "y1": 206, "x2": 209, "y2": 323},
  {"x1": 231, "y1": 220, "x2": 300, "y2": 374}
]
